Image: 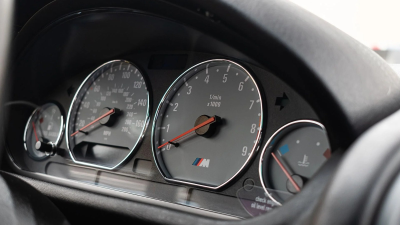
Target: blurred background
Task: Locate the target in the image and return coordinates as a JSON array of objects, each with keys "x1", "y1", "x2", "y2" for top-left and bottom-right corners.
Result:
[{"x1": 290, "y1": 0, "x2": 400, "y2": 67}]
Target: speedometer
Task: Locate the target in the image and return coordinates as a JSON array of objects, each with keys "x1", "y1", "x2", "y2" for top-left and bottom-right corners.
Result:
[
  {"x1": 152, "y1": 59, "x2": 263, "y2": 189},
  {"x1": 66, "y1": 60, "x2": 150, "y2": 169}
]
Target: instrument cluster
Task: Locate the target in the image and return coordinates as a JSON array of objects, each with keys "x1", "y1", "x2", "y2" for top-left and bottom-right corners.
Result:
[{"x1": 5, "y1": 53, "x2": 332, "y2": 219}]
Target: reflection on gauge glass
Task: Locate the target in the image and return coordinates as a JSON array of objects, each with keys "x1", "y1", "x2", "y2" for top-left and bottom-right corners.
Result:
[
  {"x1": 259, "y1": 120, "x2": 331, "y2": 204},
  {"x1": 23, "y1": 102, "x2": 64, "y2": 160},
  {"x1": 152, "y1": 59, "x2": 263, "y2": 189},
  {"x1": 66, "y1": 60, "x2": 150, "y2": 169}
]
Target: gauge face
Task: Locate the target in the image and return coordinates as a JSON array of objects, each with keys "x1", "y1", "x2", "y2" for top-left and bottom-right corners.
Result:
[
  {"x1": 259, "y1": 120, "x2": 331, "y2": 204},
  {"x1": 152, "y1": 59, "x2": 263, "y2": 189},
  {"x1": 66, "y1": 60, "x2": 150, "y2": 169},
  {"x1": 24, "y1": 103, "x2": 64, "y2": 160}
]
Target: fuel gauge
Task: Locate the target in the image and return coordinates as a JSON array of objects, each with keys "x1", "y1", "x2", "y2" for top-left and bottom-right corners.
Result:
[
  {"x1": 24, "y1": 102, "x2": 64, "y2": 160},
  {"x1": 259, "y1": 120, "x2": 331, "y2": 204}
]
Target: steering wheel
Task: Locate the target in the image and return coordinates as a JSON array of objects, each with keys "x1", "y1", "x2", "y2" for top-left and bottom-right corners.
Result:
[
  {"x1": 0, "y1": 1, "x2": 69, "y2": 225},
  {"x1": 312, "y1": 108, "x2": 400, "y2": 225},
  {"x1": 2, "y1": 0, "x2": 400, "y2": 225}
]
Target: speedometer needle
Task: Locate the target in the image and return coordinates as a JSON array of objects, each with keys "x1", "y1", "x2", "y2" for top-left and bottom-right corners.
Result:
[
  {"x1": 71, "y1": 108, "x2": 115, "y2": 137},
  {"x1": 271, "y1": 152, "x2": 301, "y2": 192},
  {"x1": 158, "y1": 116, "x2": 216, "y2": 149}
]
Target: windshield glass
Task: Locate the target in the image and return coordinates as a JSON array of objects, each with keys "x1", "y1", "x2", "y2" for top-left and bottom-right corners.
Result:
[{"x1": 291, "y1": 0, "x2": 400, "y2": 64}]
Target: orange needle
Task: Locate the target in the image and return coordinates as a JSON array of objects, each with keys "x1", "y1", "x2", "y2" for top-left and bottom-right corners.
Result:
[
  {"x1": 271, "y1": 152, "x2": 301, "y2": 192},
  {"x1": 32, "y1": 122, "x2": 39, "y2": 142},
  {"x1": 71, "y1": 108, "x2": 115, "y2": 137},
  {"x1": 158, "y1": 116, "x2": 216, "y2": 149}
]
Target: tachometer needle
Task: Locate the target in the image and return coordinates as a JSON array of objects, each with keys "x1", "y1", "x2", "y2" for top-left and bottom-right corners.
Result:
[
  {"x1": 32, "y1": 122, "x2": 39, "y2": 142},
  {"x1": 271, "y1": 152, "x2": 301, "y2": 192},
  {"x1": 71, "y1": 108, "x2": 115, "y2": 137},
  {"x1": 158, "y1": 116, "x2": 216, "y2": 149}
]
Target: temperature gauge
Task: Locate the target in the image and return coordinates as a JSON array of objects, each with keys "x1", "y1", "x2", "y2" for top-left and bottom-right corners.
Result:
[
  {"x1": 24, "y1": 102, "x2": 64, "y2": 160},
  {"x1": 259, "y1": 120, "x2": 331, "y2": 204}
]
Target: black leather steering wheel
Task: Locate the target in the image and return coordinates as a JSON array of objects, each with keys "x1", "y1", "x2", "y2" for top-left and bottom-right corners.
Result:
[
  {"x1": 0, "y1": 1, "x2": 69, "y2": 225},
  {"x1": 312, "y1": 109, "x2": 400, "y2": 225}
]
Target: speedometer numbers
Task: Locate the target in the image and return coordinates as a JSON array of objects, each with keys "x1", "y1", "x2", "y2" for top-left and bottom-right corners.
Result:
[
  {"x1": 66, "y1": 60, "x2": 150, "y2": 169},
  {"x1": 152, "y1": 59, "x2": 263, "y2": 189}
]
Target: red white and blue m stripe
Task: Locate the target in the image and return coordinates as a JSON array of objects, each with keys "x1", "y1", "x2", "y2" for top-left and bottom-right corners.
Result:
[{"x1": 192, "y1": 158, "x2": 204, "y2": 166}]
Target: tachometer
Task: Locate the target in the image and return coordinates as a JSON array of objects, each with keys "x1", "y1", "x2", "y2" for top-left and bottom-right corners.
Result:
[
  {"x1": 66, "y1": 60, "x2": 150, "y2": 169},
  {"x1": 152, "y1": 59, "x2": 263, "y2": 189}
]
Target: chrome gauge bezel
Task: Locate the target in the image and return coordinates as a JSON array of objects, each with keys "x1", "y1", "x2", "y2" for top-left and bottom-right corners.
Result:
[
  {"x1": 23, "y1": 102, "x2": 65, "y2": 160},
  {"x1": 151, "y1": 59, "x2": 264, "y2": 190},
  {"x1": 258, "y1": 120, "x2": 326, "y2": 205},
  {"x1": 65, "y1": 59, "x2": 151, "y2": 170}
]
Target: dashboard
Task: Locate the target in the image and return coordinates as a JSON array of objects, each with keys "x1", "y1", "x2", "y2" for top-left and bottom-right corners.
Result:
[
  {"x1": 4, "y1": 1, "x2": 399, "y2": 224},
  {"x1": 4, "y1": 8, "x2": 329, "y2": 220}
]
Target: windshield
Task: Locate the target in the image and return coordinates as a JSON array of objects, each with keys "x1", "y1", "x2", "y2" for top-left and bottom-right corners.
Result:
[{"x1": 291, "y1": 0, "x2": 400, "y2": 64}]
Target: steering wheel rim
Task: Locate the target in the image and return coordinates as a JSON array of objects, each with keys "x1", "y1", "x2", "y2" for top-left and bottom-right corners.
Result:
[
  {"x1": 311, "y1": 109, "x2": 400, "y2": 225},
  {"x1": 0, "y1": 0, "x2": 13, "y2": 166}
]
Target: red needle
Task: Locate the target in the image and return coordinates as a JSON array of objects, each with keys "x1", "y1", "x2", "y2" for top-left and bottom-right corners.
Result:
[
  {"x1": 271, "y1": 152, "x2": 301, "y2": 192},
  {"x1": 158, "y1": 116, "x2": 216, "y2": 149},
  {"x1": 32, "y1": 122, "x2": 39, "y2": 142},
  {"x1": 71, "y1": 108, "x2": 115, "y2": 137}
]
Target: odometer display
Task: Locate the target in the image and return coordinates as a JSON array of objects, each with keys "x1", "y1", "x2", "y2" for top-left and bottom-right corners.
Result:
[
  {"x1": 66, "y1": 60, "x2": 150, "y2": 169},
  {"x1": 152, "y1": 59, "x2": 263, "y2": 189}
]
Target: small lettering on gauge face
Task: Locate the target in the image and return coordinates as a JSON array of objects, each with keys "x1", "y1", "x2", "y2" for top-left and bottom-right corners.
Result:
[{"x1": 207, "y1": 94, "x2": 222, "y2": 107}]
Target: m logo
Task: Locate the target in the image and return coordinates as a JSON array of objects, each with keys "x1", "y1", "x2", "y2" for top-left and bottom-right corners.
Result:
[{"x1": 192, "y1": 158, "x2": 210, "y2": 168}]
